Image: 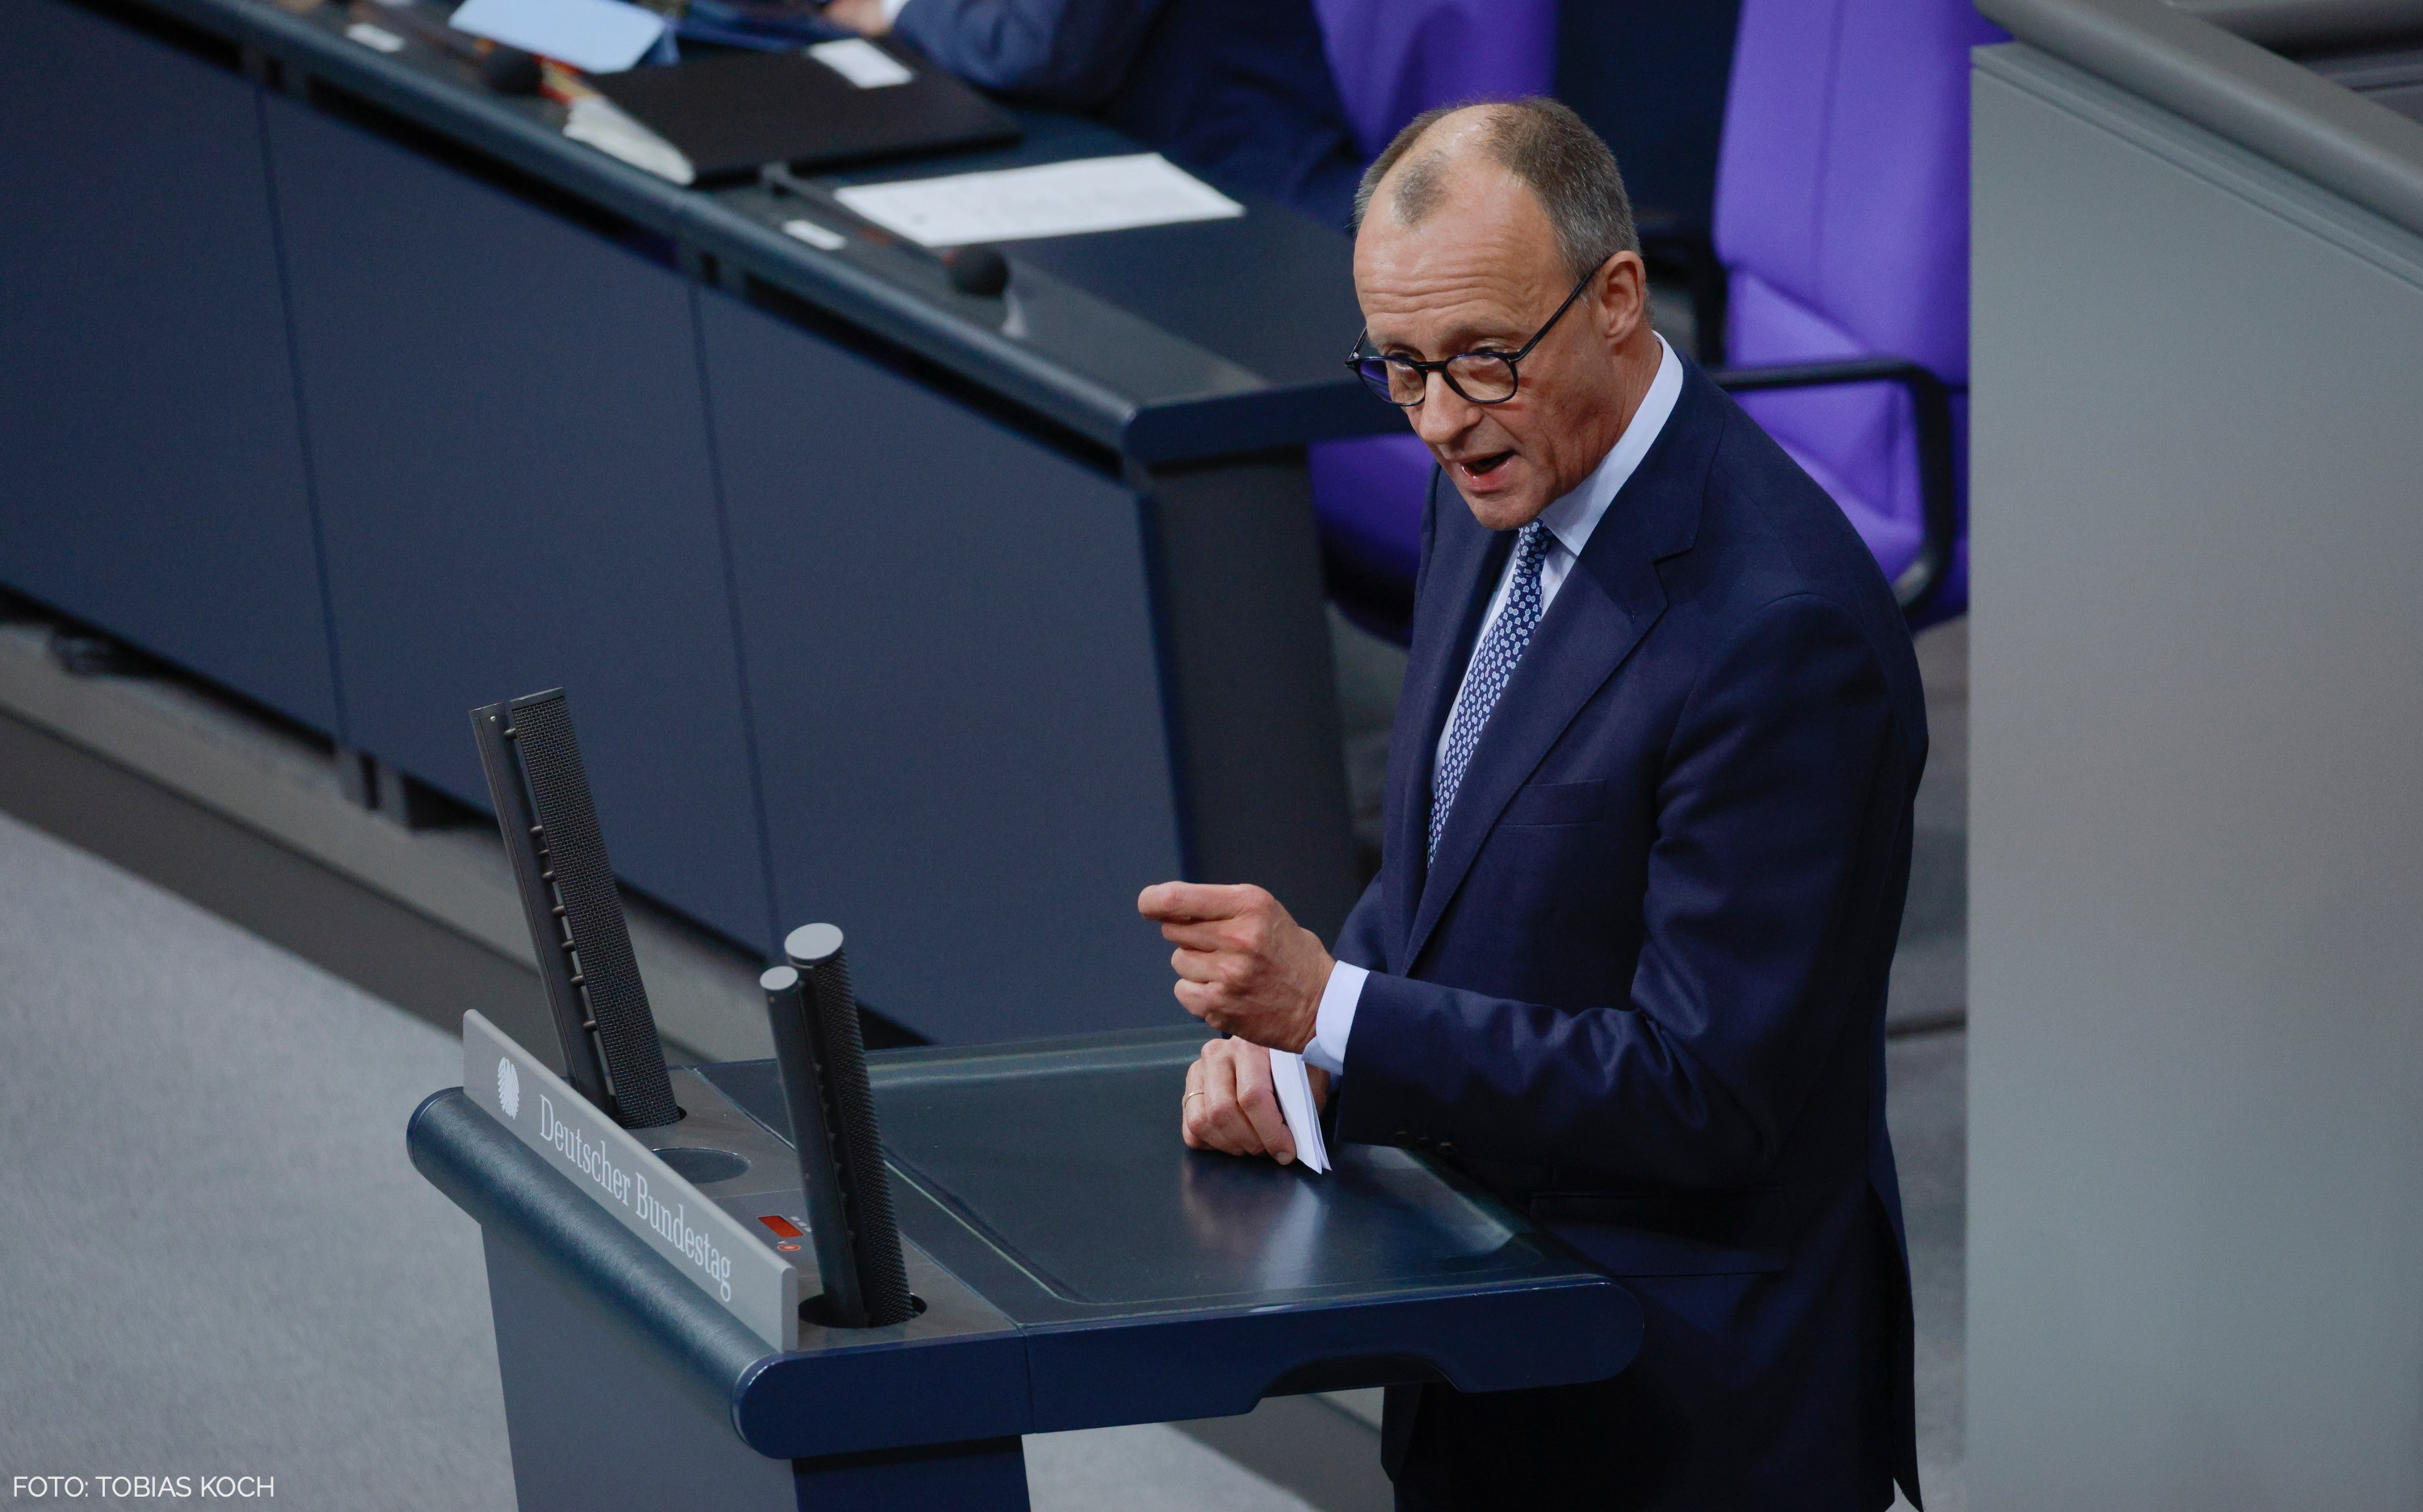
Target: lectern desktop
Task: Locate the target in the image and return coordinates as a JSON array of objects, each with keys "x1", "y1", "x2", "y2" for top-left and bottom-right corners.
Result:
[{"x1": 412, "y1": 1021, "x2": 1643, "y2": 1510}]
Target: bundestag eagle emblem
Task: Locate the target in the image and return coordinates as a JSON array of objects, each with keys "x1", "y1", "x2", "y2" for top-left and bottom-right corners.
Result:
[{"x1": 498, "y1": 1056, "x2": 521, "y2": 1119}]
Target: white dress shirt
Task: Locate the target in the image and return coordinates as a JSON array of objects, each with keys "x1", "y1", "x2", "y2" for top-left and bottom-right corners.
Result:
[{"x1": 1302, "y1": 334, "x2": 1684, "y2": 1077}]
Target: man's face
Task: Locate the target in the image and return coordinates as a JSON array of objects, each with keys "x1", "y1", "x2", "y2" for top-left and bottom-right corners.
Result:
[{"x1": 1354, "y1": 158, "x2": 1638, "y2": 532}]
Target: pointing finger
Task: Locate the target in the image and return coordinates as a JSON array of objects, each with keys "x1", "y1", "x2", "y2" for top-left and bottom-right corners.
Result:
[{"x1": 1139, "y1": 881, "x2": 1262, "y2": 924}]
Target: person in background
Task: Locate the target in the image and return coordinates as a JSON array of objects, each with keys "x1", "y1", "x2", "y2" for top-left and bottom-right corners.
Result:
[{"x1": 817, "y1": 0, "x2": 1367, "y2": 226}]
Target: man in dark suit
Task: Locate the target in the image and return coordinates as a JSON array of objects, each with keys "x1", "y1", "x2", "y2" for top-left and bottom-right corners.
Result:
[
  {"x1": 818, "y1": 0, "x2": 1366, "y2": 225},
  {"x1": 1140, "y1": 99, "x2": 1927, "y2": 1509}
]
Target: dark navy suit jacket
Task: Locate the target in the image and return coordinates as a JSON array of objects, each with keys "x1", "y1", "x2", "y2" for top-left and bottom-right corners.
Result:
[
  {"x1": 888, "y1": 0, "x2": 1365, "y2": 225},
  {"x1": 1333, "y1": 360, "x2": 1926, "y2": 1508}
]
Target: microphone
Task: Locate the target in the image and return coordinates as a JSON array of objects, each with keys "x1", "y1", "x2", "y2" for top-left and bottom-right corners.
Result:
[
  {"x1": 941, "y1": 244, "x2": 1010, "y2": 298},
  {"x1": 760, "y1": 926, "x2": 914, "y2": 1327}
]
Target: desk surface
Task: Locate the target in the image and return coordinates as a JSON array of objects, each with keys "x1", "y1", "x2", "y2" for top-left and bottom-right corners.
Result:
[
  {"x1": 132, "y1": 0, "x2": 1395, "y2": 462},
  {"x1": 707, "y1": 1030, "x2": 1584, "y2": 1325},
  {"x1": 410, "y1": 1027, "x2": 1640, "y2": 1459}
]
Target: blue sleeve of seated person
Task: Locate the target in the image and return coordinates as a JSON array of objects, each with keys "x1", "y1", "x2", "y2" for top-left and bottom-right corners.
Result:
[{"x1": 889, "y1": 0, "x2": 1165, "y2": 107}]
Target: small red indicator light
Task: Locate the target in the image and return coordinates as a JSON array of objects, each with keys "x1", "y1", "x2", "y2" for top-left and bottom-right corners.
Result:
[
  {"x1": 776, "y1": 1241, "x2": 800, "y2": 1253},
  {"x1": 758, "y1": 1215, "x2": 803, "y2": 1238}
]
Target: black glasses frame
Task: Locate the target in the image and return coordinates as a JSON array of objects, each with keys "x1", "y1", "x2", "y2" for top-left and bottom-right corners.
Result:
[{"x1": 1346, "y1": 258, "x2": 1609, "y2": 408}]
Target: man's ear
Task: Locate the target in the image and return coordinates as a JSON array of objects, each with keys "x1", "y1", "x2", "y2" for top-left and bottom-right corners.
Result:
[{"x1": 1598, "y1": 252, "x2": 1649, "y2": 344}]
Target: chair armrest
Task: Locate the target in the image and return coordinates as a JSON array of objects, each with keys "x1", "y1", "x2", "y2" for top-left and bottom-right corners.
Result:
[{"x1": 1706, "y1": 356, "x2": 1959, "y2": 620}]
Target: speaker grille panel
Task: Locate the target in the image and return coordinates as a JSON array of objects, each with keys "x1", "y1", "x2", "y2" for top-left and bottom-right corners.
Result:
[
  {"x1": 800, "y1": 948, "x2": 914, "y2": 1326},
  {"x1": 511, "y1": 694, "x2": 679, "y2": 1130}
]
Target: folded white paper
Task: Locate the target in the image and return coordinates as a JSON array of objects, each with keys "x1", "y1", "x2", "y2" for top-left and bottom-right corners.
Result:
[
  {"x1": 1269, "y1": 1048, "x2": 1329, "y2": 1174},
  {"x1": 809, "y1": 38, "x2": 914, "y2": 89},
  {"x1": 344, "y1": 19, "x2": 405, "y2": 52},
  {"x1": 563, "y1": 94, "x2": 694, "y2": 184},
  {"x1": 450, "y1": 0, "x2": 666, "y2": 74},
  {"x1": 781, "y1": 217, "x2": 847, "y2": 250},
  {"x1": 834, "y1": 153, "x2": 1244, "y2": 248}
]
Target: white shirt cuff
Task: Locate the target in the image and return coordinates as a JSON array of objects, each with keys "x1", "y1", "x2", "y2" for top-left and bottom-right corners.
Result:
[
  {"x1": 877, "y1": 0, "x2": 913, "y2": 25},
  {"x1": 1300, "y1": 961, "x2": 1367, "y2": 1077}
]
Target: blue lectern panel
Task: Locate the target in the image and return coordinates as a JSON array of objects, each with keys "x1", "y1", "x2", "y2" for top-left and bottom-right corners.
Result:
[
  {"x1": 263, "y1": 98, "x2": 771, "y2": 947},
  {"x1": 0, "y1": 1, "x2": 336, "y2": 730},
  {"x1": 697, "y1": 1032, "x2": 1642, "y2": 1427},
  {"x1": 697, "y1": 292, "x2": 1183, "y2": 1043}
]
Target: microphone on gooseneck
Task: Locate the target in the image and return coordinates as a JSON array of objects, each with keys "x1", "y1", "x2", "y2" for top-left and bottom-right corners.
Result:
[
  {"x1": 761, "y1": 925, "x2": 914, "y2": 1328},
  {"x1": 940, "y1": 244, "x2": 1010, "y2": 298}
]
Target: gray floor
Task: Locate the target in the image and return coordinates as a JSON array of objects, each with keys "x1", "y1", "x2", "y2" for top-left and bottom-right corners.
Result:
[{"x1": 0, "y1": 807, "x2": 519, "y2": 1509}]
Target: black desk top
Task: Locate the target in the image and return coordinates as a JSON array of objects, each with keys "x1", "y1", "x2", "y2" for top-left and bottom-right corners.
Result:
[
  {"x1": 706, "y1": 1030, "x2": 1584, "y2": 1327},
  {"x1": 124, "y1": 0, "x2": 1400, "y2": 462}
]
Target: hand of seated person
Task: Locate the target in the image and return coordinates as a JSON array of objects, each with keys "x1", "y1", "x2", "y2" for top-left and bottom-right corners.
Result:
[
  {"x1": 821, "y1": 0, "x2": 889, "y2": 36},
  {"x1": 1180, "y1": 1035, "x2": 1329, "y2": 1165}
]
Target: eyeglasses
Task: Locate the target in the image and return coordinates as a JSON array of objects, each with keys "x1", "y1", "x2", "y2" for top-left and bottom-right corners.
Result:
[{"x1": 1346, "y1": 258, "x2": 1608, "y2": 407}]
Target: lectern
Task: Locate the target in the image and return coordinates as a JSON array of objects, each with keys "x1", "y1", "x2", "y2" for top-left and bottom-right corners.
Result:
[{"x1": 410, "y1": 1018, "x2": 1641, "y2": 1510}]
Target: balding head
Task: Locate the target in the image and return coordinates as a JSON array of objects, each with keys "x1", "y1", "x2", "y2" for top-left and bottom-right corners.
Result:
[
  {"x1": 1355, "y1": 100, "x2": 1640, "y2": 285},
  {"x1": 1348, "y1": 100, "x2": 1661, "y2": 533}
]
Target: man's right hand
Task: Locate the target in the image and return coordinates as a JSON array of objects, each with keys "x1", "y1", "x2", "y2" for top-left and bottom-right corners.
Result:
[{"x1": 1182, "y1": 1036, "x2": 1328, "y2": 1165}]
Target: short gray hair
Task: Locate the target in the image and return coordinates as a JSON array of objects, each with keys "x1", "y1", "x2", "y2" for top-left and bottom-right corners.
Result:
[{"x1": 1352, "y1": 99, "x2": 1640, "y2": 282}]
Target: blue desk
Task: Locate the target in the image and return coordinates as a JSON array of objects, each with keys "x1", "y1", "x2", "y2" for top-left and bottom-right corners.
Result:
[
  {"x1": 0, "y1": 0, "x2": 337, "y2": 733},
  {"x1": 2, "y1": 0, "x2": 1399, "y2": 1036},
  {"x1": 411, "y1": 1029, "x2": 1641, "y2": 1510}
]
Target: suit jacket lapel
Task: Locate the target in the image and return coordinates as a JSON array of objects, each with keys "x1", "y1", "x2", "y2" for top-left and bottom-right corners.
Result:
[
  {"x1": 1400, "y1": 363, "x2": 1727, "y2": 972},
  {"x1": 1380, "y1": 467, "x2": 1510, "y2": 967}
]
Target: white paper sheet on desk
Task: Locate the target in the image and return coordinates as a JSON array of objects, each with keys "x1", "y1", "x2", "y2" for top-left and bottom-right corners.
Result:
[
  {"x1": 1269, "y1": 1048, "x2": 1330, "y2": 1174},
  {"x1": 450, "y1": 0, "x2": 666, "y2": 74},
  {"x1": 833, "y1": 153, "x2": 1244, "y2": 248},
  {"x1": 809, "y1": 38, "x2": 914, "y2": 89}
]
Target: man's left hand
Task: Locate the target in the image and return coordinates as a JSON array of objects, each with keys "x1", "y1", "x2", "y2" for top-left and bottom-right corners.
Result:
[{"x1": 1137, "y1": 882, "x2": 1331, "y2": 1052}]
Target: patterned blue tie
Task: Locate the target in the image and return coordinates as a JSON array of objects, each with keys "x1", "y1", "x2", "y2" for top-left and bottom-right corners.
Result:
[{"x1": 1430, "y1": 521, "x2": 1556, "y2": 863}]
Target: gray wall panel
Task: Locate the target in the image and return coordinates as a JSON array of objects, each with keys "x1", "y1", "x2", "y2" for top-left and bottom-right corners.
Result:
[
  {"x1": 262, "y1": 96, "x2": 772, "y2": 950},
  {"x1": 0, "y1": 0, "x2": 337, "y2": 731},
  {"x1": 1970, "y1": 47, "x2": 2423, "y2": 1506},
  {"x1": 699, "y1": 290, "x2": 1183, "y2": 1044}
]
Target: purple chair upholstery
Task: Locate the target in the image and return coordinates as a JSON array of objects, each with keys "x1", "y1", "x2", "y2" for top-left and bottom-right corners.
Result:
[
  {"x1": 1306, "y1": 0, "x2": 1556, "y2": 643},
  {"x1": 1310, "y1": 0, "x2": 1557, "y2": 158},
  {"x1": 1711, "y1": 0, "x2": 2005, "y2": 623}
]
